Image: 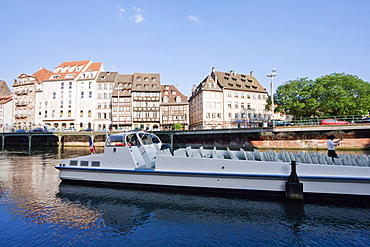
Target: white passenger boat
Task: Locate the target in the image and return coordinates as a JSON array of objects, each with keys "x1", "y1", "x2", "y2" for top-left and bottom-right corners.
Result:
[{"x1": 56, "y1": 132, "x2": 370, "y2": 199}]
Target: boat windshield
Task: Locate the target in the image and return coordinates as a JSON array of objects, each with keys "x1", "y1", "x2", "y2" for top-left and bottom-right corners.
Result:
[
  {"x1": 105, "y1": 135, "x2": 125, "y2": 146},
  {"x1": 138, "y1": 133, "x2": 161, "y2": 145}
]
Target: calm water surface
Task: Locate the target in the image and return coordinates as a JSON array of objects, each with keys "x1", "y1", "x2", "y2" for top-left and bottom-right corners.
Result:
[{"x1": 0, "y1": 148, "x2": 369, "y2": 246}]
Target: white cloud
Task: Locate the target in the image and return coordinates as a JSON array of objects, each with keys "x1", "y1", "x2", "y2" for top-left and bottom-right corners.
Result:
[
  {"x1": 188, "y1": 15, "x2": 199, "y2": 21},
  {"x1": 132, "y1": 14, "x2": 144, "y2": 23},
  {"x1": 117, "y1": 6, "x2": 126, "y2": 20},
  {"x1": 134, "y1": 7, "x2": 142, "y2": 13},
  {"x1": 117, "y1": 5, "x2": 144, "y2": 24}
]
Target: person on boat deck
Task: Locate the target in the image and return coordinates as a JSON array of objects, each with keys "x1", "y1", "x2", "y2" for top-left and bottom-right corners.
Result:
[{"x1": 327, "y1": 135, "x2": 342, "y2": 161}]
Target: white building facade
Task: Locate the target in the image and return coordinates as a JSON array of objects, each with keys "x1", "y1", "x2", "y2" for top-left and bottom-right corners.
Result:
[
  {"x1": 34, "y1": 60, "x2": 104, "y2": 130},
  {"x1": 189, "y1": 67, "x2": 269, "y2": 129}
]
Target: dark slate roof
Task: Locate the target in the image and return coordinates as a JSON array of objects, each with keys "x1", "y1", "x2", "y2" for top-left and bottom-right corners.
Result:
[
  {"x1": 132, "y1": 73, "x2": 161, "y2": 92},
  {"x1": 161, "y1": 85, "x2": 188, "y2": 104},
  {"x1": 212, "y1": 70, "x2": 267, "y2": 92},
  {"x1": 97, "y1": 71, "x2": 118, "y2": 82}
]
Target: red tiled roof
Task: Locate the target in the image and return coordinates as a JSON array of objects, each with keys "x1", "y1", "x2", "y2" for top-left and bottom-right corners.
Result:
[{"x1": 33, "y1": 67, "x2": 52, "y2": 83}]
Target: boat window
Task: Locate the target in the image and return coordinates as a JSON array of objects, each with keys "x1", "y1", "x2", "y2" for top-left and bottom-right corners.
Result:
[
  {"x1": 70, "y1": 160, "x2": 78, "y2": 166},
  {"x1": 92, "y1": 161, "x2": 100, "y2": 167},
  {"x1": 80, "y1": 161, "x2": 89, "y2": 166},
  {"x1": 126, "y1": 134, "x2": 141, "y2": 147},
  {"x1": 106, "y1": 135, "x2": 125, "y2": 146},
  {"x1": 151, "y1": 134, "x2": 161, "y2": 144},
  {"x1": 140, "y1": 134, "x2": 152, "y2": 145}
]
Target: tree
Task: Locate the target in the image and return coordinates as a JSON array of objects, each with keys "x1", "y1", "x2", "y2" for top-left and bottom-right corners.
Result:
[
  {"x1": 273, "y1": 73, "x2": 370, "y2": 118},
  {"x1": 173, "y1": 123, "x2": 183, "y2": 130}
]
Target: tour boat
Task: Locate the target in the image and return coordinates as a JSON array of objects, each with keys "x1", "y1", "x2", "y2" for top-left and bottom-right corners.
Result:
[{"x1": 55, "y1": 132, "x2": 370, "y2": 199}]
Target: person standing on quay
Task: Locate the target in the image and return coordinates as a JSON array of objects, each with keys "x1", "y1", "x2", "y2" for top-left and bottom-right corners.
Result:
[{"x1": 327, "y1": 135, "x2": 342, "y2": 161}]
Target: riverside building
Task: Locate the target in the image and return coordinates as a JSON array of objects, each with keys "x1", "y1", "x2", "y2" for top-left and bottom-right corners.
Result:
[
  {"x1": 189, "y1": 67, "x2": 269, "y2": 129},
  {"x1": 160, "y1": 85, "x2": 189, "y2": 130},
  {"x1": 34, "y1": 60, "x2": 104, "y2": 131}
]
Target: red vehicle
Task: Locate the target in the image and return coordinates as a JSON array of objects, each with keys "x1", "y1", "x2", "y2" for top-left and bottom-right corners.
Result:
[{"x1": 319, "y1": 119, "x2": 350, "y2": 125}]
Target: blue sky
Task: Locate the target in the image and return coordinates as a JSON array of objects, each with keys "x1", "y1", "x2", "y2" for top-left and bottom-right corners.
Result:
[{"x1": 1, "y1": 0, "x2": 370, "y2": 96}]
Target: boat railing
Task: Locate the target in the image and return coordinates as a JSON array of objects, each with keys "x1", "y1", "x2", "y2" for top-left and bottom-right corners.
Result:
[{"x1": 157, "y1": 146, "x2": 370, "y2": 167}]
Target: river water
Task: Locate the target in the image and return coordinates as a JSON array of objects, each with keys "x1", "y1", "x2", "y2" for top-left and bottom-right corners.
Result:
[{"x1": 0, "y1": 147, "x2": 369, "y2": 246}]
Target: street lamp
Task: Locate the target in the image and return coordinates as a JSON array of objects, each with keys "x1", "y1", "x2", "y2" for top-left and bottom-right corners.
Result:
[
  {"x1": 115, "y1": 84, "x2": 123, "y2": 130},
  {"x1": 267, "y1": 68, "x2": 277, "y2": 122}
]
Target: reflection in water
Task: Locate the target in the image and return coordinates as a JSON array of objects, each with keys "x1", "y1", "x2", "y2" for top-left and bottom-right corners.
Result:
[{"x1": 0, "y1": 148, "x2": 370, "y2": 246}]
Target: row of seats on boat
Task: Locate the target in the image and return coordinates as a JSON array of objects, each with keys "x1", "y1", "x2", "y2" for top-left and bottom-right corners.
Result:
[{"x1": 156, "y1": 147, "x2": 370, "y2": 167}]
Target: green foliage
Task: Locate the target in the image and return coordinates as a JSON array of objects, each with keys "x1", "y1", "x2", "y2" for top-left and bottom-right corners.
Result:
[
  {"x1": 274, "y1": 73, "x2": 370, "y2": 118},
  {"x1": 173, "y1": 123, "x2": 183, "y2": 130}
]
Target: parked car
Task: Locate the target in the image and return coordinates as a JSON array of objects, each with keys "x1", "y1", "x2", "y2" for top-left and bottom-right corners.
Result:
[
  {"x1": 31, "y1": 128, "x2": 44, "y2": 132},
  {"x1": 268, "y1": 119, "x2": 294, "y2": 127},
  {"x1": 319, "y1": 119, "x2": 350, "y2": 125},
  {"x1": 355, "y1": 117, "x2": 370, "y2": 123},
  {"x1": 15, "y1": 129, "x2": 27, "y2": 132}
]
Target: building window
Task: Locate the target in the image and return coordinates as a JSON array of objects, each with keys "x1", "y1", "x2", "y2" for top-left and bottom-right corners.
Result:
[
  {"x1": 61, "y1": 82, "x2": 64, "y2": 89},
  {"x1": 80, "y1": 110, "x2": 83, "y2": 117},
  {"x1": 81, "y1": 92, "x2": 84, "y2": 98},
  {"x1": 68, "y1": 110, "x2": 71, "y2": 117},
  {"x1": 89, "y1": 91, "x2": 92, "y2": 98},
  {"x1": 68, "y1": 100, "x2": 72, "y2": 108},
  {"x1": 69, "y1": 82, "x2": 72, "y2": 89},
  {"x1": 60, "y1": 100, "x2": 63, "y2": 108},
  {"x1": 53, "y1": 92, "x2": 56, "y2": 99},
  {"x1": 228, "y1": 101, "x2": 232, "y2": 108},
  {"x1": 60, "y1": 110, "x2": 63, "y2": 117},
  {"x1": 88, "y1": 110, "x2": 91, "y2": 117}
]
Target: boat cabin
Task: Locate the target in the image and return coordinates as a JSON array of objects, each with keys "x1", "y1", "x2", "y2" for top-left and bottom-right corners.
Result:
[{"x1": 104, "y1": 132, "x2": 163, "y2": 168}]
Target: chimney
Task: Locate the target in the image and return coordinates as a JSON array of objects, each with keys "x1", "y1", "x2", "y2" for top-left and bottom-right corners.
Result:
[
  {"x1": 233, "y1": 70, "x2": 236, "y2": 76},
  {"x1": 177, "y1": 84, "x2": 180, "y2": 90},
  {"x1": 212, "y1": 67, "x2": 215, "y2": 73},
  {"x1": 250, "y1": 71, "x2": 254, "y2": 76}
]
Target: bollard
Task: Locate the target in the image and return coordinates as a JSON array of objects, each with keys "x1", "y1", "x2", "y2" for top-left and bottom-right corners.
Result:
[{"x1": 285, "y1": 160, "x2": 304, "y2": 200}]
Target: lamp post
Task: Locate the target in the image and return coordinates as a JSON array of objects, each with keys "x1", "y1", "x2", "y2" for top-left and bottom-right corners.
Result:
[
  {"x1": 267, "y1": 68, "x2": 277, "y2": 123},
  {"x1": 115, "y1": 84, "x2": 123, "y2": 130}
]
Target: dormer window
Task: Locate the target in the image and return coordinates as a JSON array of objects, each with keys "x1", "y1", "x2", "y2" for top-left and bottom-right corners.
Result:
[{"x1": 137, "y1": 77, "x2": 141, "y2": 81}]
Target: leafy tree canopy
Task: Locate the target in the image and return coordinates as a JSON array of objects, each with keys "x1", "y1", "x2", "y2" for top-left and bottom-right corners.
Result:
[
  {"x1": 173, "y1": 123, "x2": 183, "y2": 130},
  {"x1": 273, "y1": 73, "x2": 370, "y2": 118}
]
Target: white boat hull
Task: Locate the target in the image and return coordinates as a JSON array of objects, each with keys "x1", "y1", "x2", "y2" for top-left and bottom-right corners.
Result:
[{"x1": 55, "y1": 132, "x2": 370, "y2": 198}]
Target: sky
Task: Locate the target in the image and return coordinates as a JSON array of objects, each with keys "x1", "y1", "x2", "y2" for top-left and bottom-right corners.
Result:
[{"x1": 1, "y1": 0, "x2": 370, "y2": 97}]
